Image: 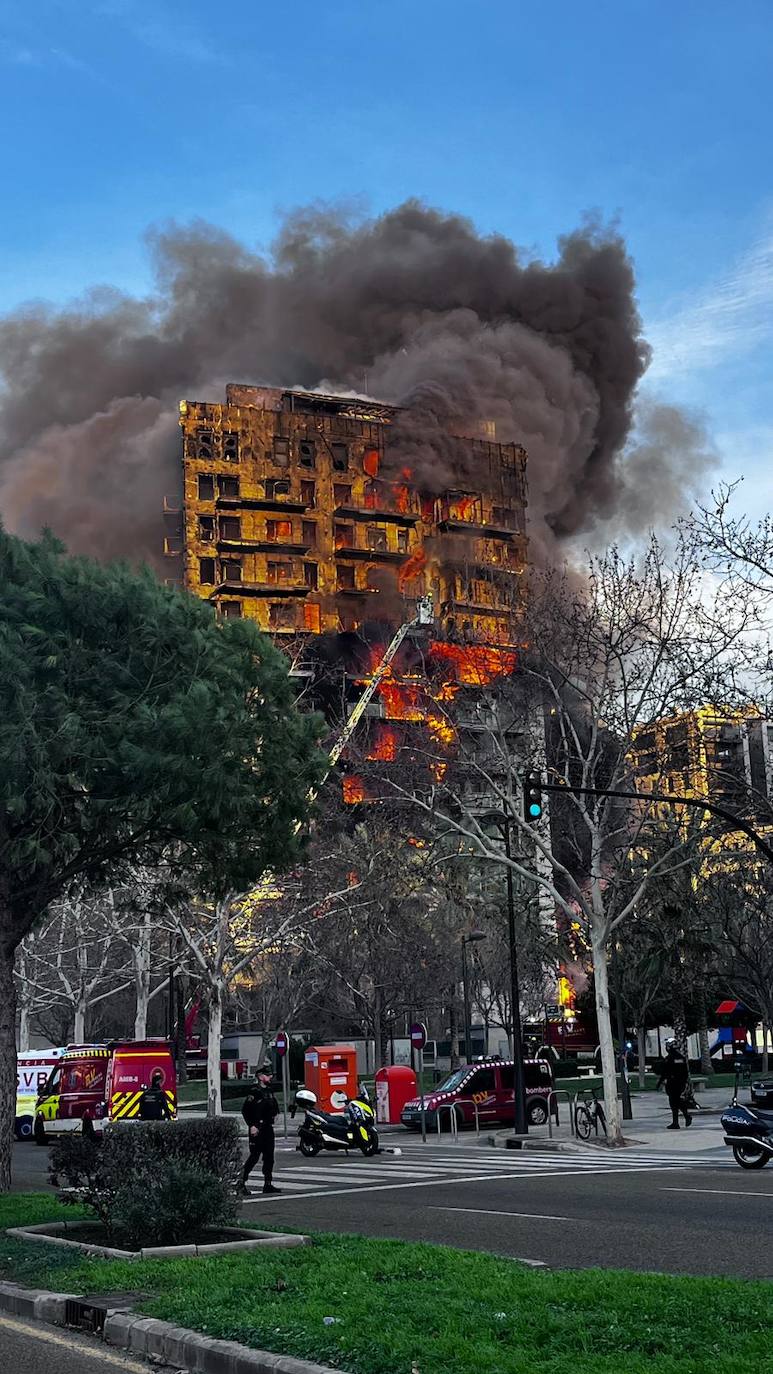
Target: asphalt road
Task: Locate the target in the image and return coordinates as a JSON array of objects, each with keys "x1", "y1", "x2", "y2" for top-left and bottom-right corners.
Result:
[
  {"x1": 13, "y1": 1137, "x2": 773, "y2": 1279},
  {"x1": 0, "y1": 1314, "x2": 171, "y2": 1373}
]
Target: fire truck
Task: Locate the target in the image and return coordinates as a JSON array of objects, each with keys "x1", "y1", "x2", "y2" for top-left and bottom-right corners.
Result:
[{"x1": 33, "y1": 1040, "x2": 176, "y2": 1142}]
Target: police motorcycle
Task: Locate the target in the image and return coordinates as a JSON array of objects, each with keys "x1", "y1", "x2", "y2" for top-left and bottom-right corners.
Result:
[
  {"x1": 720, "y1": 1060, "x2": 773, "y2": 1170},
  {"x1": 292, "y1": 1084, "x2": 379, "y2": 1158}
]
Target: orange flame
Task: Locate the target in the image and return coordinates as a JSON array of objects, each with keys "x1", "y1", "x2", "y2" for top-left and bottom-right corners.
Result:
[
  {"x1": 429, "y1": 642, "x2": 518, "y2": 686},
  {"x1": 398, "y1": 547, "x2": 427, "y2": 589},
  {"x1": 363, "y1": 449, "x2": 379, "y2": 477},
  {"x1": 366, "y1": 724, "x2": 400, "y2": 762},
  {"x1": 343, "y1": 775, "x2": 368, "y2": 804},
  {"x1": 454, "y1": 495, "x2": 478, "y2": 521}
]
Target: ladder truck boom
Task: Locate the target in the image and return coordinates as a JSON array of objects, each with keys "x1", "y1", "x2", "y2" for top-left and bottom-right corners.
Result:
[{"x1": 309, "y1": 594, "x2": 434, "y2": 804}]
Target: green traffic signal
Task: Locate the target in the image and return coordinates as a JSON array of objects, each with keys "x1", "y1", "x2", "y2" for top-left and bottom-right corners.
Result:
[{"x1": 523, "y1": 771, "x2": 543, "y2": 821}]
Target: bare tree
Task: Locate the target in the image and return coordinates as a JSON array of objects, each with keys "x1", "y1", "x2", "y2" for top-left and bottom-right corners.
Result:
[
  {"x1": 392, "y1": 532, "x2": 750, "y2": 1142},
  {"x1": 18, "y1": 887, "x2": 135, "y2": 1043}
]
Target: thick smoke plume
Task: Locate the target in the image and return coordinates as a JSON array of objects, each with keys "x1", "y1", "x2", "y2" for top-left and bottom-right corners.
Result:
[{"x1": 0, "y1": 201, "x2": 706, "y2": 565}]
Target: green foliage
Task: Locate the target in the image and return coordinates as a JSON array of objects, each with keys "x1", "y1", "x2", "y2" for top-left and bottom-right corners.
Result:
[
  {"x1": 0, "y1": 1212, "x2": 770, "y2": 1374},
  {"x1": 0, "y1": 526, "x2": 325, "y2": 947},
  {"x1": 50, "y1": 1117, "x2": 241, "y2": 1248}
]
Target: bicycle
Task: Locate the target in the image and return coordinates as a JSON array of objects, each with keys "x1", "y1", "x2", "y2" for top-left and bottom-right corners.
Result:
[{"x1": 574, "y1": 1087, "x2": 607, "y2": 1141}]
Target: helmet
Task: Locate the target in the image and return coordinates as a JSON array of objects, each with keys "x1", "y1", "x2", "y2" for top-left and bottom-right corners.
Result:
[{"x1": 295, "y1": 1089, "x2": 317, "y2": 1109}]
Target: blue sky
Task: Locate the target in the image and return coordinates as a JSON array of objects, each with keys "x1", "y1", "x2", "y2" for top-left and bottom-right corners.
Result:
[{"x1": 1, "y1": 0, "x2": 772, "y2": 510}]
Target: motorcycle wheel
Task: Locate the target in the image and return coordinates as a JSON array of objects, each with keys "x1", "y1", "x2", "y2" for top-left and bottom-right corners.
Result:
[
  {"x1": 299, "y1": 1137, "x2": 321, "y2": 1157},
  {"x1": 732, "y1": 1143, "x2": 771, "y2": 1169},
  {"x1": 359, "y1": 1135, "x2": 379, "y2": 1157}
]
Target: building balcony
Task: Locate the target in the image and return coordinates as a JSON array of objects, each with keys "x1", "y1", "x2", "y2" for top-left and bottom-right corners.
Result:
[
  {"x1": 209, "y1": 581, "x2": 309, "y2": 598},
  {"x1": 216, "y1": 538, "x2": 312, "y2": 556},
  {"x1": 435, "y1": 519, "x2": 521, "y2": 539},
  {"x1": 335, "y1": 547, "x2": 407, "y2": 563},
  {"x1": 216, "y1": 496, "x2": 309, "y2": 514},
  {"x1": 335, "y1": 505, "x2": 418, "y2": 527}
]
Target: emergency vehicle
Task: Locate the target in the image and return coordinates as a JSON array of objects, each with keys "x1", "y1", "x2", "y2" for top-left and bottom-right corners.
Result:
[
  {"x1": 15, "y1": 1048, "x2": 65, "y2": 1140},
  {"x1": 34, "y1": 1040, "x2": 176, "y2": 1142}
]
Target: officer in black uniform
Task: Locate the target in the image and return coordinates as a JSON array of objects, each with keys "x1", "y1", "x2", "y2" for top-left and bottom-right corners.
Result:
[
  {"x1": 657, "y1": 1042, "x2": 692, "y2": 1129},
  {"x1": 138, "y1": 1070, "x2": 172, "y2": 1120},
  {"x1": 239, "y1": 1062, "x2": 280, "y2": 1195}
]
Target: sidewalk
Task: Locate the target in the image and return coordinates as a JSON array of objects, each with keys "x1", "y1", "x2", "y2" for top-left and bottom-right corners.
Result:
[{"x1": 487, "y1": 1085, "x2": 734, "y2": 1157}]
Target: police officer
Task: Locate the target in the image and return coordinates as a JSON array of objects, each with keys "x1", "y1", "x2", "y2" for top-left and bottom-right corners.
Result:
[
  {"x1": 238, "y1": 1062, "x2": 280, "y2": 1195},
  {"x1": 138, "y1": 1070, "x2": 172, "y2": 1121},
  {"x1": 657, "y1": 1042, "x2": 692, "y2": 1129}
]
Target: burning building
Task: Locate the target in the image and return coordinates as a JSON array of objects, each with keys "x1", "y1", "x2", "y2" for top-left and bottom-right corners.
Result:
[
  {"x1": 172, "y1": 384, "x2": 526, "y2": 641},
  {"x1": 170, "y1": 383, "x2": 529, "y2": 804}
]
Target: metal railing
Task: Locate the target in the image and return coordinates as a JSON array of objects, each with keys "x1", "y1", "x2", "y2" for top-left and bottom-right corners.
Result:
[
  {"x1": 546, "y1": 1088, "x2": 576, "y2": 1139},
  {"x1": 435, "y1": 1103, "x2": 459, "y2": 1141},
  {"x1": 456, "y1": 1098, "x2": 481, "y2": 1136}
]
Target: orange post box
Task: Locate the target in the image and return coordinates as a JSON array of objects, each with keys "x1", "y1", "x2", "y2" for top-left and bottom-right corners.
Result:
[
  {"x1": 304, "y1": 1044, "x2": 358, "y2": 1113},
  {"x1": 375, "y1": 1065, "x2": 417, "y2": 1124}
]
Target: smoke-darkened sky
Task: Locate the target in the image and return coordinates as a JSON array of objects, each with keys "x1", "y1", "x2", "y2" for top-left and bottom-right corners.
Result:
[{"x1": 0, "y1": 201, "x2": 717, "y2": 566}]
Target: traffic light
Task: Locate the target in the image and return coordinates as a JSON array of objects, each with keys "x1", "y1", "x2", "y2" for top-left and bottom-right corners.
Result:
[{"x1": 523, "y1": 770, "x2": 543, "y2": 821}]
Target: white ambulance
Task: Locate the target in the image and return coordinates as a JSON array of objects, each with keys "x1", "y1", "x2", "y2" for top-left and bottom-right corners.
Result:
[{"x1": 16, "y1": 1048, "x2": 65, "y2": 1140}]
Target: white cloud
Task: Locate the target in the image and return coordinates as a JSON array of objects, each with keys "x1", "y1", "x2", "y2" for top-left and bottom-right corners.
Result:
[{"x1": 646, "y1": 229, "x2": 773, "y2": 384}]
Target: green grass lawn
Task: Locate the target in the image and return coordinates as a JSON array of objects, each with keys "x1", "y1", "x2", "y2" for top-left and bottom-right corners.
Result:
[{"x1": 0, "y1": 1193, "x2": 771, "y2": 1374}]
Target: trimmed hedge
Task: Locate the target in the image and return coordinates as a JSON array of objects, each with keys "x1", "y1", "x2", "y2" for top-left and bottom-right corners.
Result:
[{"x1": 51, "y1": 1116, "x2": 242, "y2": 1250}]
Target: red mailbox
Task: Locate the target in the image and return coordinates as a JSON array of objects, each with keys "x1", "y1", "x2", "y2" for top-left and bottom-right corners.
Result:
[
  {"x1": 375, "y1": 1065, "x2": 417, "y2": 1124},
  {"x1": 304, "y1": 1044, "x2": 358, "y2": 1114}
]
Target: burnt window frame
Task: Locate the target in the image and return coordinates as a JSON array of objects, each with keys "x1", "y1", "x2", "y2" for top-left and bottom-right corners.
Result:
[
  {"x1": 302, "y1": 519, "x2": 317, "y2": 547},
  {"x1": 197, "y1": 473, "x2": 215, "y2": 501},
  {"x1": 199, "y1": 515, "x2": 216, "y2": 543},
  {"x1": 266, "y1": 560, "x2": 293, "y2": 585},
  {"x1": 300, "y1": 480, "x2": 316, "y2": 507},
  {"x1": 272, "y1": 436, "x2": 290, "y2": 467},
  {"x1": 336, "y1": 563, "x2": 356, "y2": 590},
  {"x1": 331, "y1": 441, "x2": 348, "y2": 472},
  {"x1": 220, "y1": 601, "x2": 243, "y2": 619},
  {"x1": 298, "y1": 438, "x2": 316, "y2": 468},
  {"x1": 217, "y1": 474, "x2": 240, "y2": 498},
  {"x1": 303, "y1": 562, "x2": 318, "y2": 589},
  {"x1": 266, "y1": 517, "x2": 294, "y2": 543},
  {"x1": 199, "y1": 556, "x2": 216, "y2": 584},
  {"x1": 366, "y1": 525, "x2": 388, "y2": 553},
  {"x1": 219, "y1": 558, "x2": 243, "y2": 583},
  {"x1": 218, "y1": 515, "x2": 242, "y2": 542}
]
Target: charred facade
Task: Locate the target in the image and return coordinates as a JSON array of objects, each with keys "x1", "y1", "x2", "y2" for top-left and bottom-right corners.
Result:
[{"x1": 174, "y1": 385, "x2": 527, "y2": 643}]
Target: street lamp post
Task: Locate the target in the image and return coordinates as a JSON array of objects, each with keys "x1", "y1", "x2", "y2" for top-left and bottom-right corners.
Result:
[
  {"x1": 501, "y1": 818, "x2": 529, "y2": 1137},
  {"x1": 461, "y1": 932, "x2": 486, "y2": 1063}
]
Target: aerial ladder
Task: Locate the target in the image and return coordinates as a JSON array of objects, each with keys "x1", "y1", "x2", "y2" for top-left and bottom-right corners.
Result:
[{"x1": 307, "y1": 593, "x2": 435, "y2": 807}]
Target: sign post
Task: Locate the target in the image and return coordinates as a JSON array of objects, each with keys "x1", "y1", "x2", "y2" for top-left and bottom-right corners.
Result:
[
  {"x1": 411, "y1": 1022, "x2": 427, "y2": 1144},
  {"x1": 275, "y1": 1030, "x2": 289, "y2": 1138}
]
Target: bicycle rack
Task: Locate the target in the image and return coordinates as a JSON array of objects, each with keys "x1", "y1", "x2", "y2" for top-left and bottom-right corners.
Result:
[
  {"x1": 546, "y1": 1088, "x2": 576, "y2": 1139},
  {"x1": 456, "y1": 1098, "x2": 481, "y2": 1136},
  {"x1": 572, "y1": 1089, "x2": 608, "y2": 1139},
  {"x1": 436, "y1": 1103, "x2": 459, "y2": 1141}
]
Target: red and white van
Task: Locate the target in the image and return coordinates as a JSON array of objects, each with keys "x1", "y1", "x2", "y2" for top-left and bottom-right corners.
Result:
[
  {"x1": 400, "y1": 1057, "x2": 555, "y2": 1131},
  {"x1": 34, "y1": 1040, "x2": 176, "y2": 1142}
]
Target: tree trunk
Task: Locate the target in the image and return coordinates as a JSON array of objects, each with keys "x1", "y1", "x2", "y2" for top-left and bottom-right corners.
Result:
[
  {"x1": 696, "y1": 991, "x2": 714, "y2": 1076},
  {"x1": 449, "y1": 990, "x2": 460, "y2": 1069},
  {"x1": 133, "y1": 909, "x2": 152, "y2": 1040},
  {"x1": 591, "y1": 928, "x2": 623, "y2": 1144},
  {"x1": 637, "y1": 1025, "x2": 647, "y2": 1089},
  {"x1": 0, "y1": 944, "x2": 18, "y2": 1191},
  {"x1": 206, "y1": 986, "x2": 223, "y2": 1117},
  {"x1": 672, "y1": 1001, "x2": 688, "y2": 1058},
  {"x1": 373, "y1": 986, "x2": 386, "y2": 1071},
  {"x1": 175, "y1": 976, "x2": 188, "y2": 1084},
  {"x1": 762, "y1": 1023, "x2": 770, "y2": 1076},
  {"x1": 16, "y1": 948, "x2": 31, "y2": 1052},
  {"x1": 73, "y1": 999, "x2": 86, "y2": 1043}
]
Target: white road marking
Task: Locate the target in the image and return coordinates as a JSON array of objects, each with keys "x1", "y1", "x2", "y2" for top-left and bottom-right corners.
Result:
[
  {"x1": 431, "y1": 1206, "x2": 571, "y2": 1221},
  {"x1": 660, "y1": 1186, "x2": 773, "y2": 1198},
  {"x1": 245, "y1": 1161, "x2": 713, "y2": 1203},
  {"x1": 0, "y1": 1315, "x2": 149, "y2": 1369}
]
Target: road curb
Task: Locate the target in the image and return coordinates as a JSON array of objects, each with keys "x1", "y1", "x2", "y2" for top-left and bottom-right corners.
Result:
[{"x1": 0, "y1": 1281, "x2": 339, "y2": 1374}]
